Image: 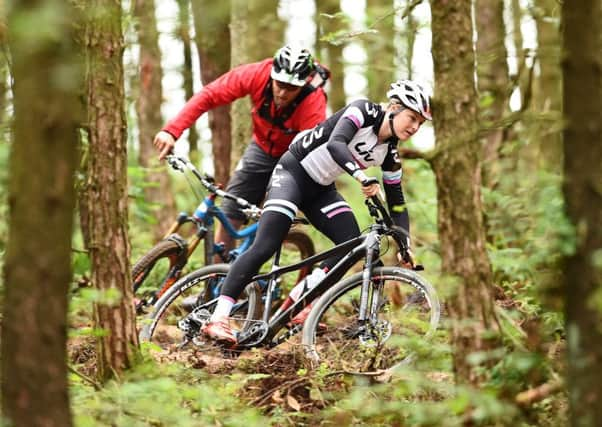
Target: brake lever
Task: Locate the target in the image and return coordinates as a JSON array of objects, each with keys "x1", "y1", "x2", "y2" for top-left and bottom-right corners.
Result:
[{"x1": 166, "y1": 155, "x2": 184, "y2": 172}]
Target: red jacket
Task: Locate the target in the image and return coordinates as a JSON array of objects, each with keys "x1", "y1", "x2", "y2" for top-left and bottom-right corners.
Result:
[{"x1": 163, "y1": 58, "x2": 327, "y2": 158}]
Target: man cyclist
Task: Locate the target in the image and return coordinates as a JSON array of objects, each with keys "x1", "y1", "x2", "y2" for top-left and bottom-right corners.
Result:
[
  {"x1": 201, "y1": 79, "x2": 433, "y2": 343},
  {"x1": 153, "y1": 45, "x2": 328, "y2": 253}
]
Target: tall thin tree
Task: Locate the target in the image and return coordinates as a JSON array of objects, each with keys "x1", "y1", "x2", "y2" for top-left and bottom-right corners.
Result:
[
  {"x1": 430, "y1": 0, "x2": 501, "y2": 384},
  {"x1": 365, "y1": 0, "x2": 395, "y2": 101},
  {"x1": 475, "y1": 0, "x2": 510, "y2": 188},
  {"x1": 2, "y1": 1, "x2": 83, "y2": 425},
  {"x1": 229, "y1": 0, "x2": 252, "y2": 165},
  {"x1": 561, "y1": 0, "x2": 602, "y2": 423},
  {"x1": 533, "y1": 0, "x2": 562, "y2": 171},
  {"x1": 315, "y1": 0, "x2": 346, "y2": 111},
  {"x1": 228, "y1": 0, "x2": 283, "y2": 166},
  {"x1": 133, "y1": 0, "x2": 176, "y2": 241},
  {"x1": 0, "y1": 3, "x2": 7, "y2": 128},
  {"x1": 176, "y1": 0, "x2": 199, "y2": 162},
  {"x1": 191, "y1": 1, "x2": 232, "y2": 184},
  {"x1": 85, "y1": 0, "x2": 139, "y2": 381},
  {"x1": 247, "y1": 0, "x2": 284, "y2": 58}
]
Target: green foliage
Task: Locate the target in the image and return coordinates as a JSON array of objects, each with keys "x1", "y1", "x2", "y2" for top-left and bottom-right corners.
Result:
[
  {"x1": 71, "y1": 356, "x2": 270, "y2": 427},
  {"x1": 318, "y1": 370, "x2": 518, "y2": 426}
]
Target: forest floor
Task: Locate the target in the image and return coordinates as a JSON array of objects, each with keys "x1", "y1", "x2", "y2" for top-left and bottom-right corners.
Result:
[{"x1": 67, "y1": 332, "x2": 361, "y2": 415}]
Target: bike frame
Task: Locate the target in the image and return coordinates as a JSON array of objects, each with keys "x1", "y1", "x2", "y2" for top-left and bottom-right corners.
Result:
[
  {"x1": 164, "y1": 155, "x2": 262, "y2": 265},
  {"x1": 236, "y1": 227, "x2": 382, "y2": 348},
  {"x1": 213, "y1": 196, "x2": 407, "y2": 349}
]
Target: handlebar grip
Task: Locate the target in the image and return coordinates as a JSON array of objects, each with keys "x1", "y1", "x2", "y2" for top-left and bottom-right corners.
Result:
[{"x1": 361, "y1": 177, "x2": 379, "y2": 187}]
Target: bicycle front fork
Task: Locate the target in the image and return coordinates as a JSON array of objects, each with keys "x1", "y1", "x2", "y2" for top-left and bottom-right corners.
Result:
[{"x1": 358, "y1": 231, "x2": 384, "y2": 324}]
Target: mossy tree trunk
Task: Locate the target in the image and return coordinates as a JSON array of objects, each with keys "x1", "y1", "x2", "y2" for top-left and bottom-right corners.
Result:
[
  {"x1": 134, "y1": 0, "x2": 176, "y2": 241},
  {"x1": 365, "y1": 0, "x2": 395, "y2": 102},
  {"x1": 229, "y1": 0, "x2": 283, "y2": 167},
  {"x1": 430, "y1": 0, "x2": 501, "y2": 385},
  {"x1": 315, "y1": 0, "x2": 346, "y2": 111},
  {"x1": 191, "y1": 0, "x2": 232, "y2": 185},
  {"x1": 403, "y1": 11, "x2": 417, "y2": 79},
  {"x1": 176, "y1": 0, "x2": 199, "y2": 162},
  {"x1": 533, "y1": 0, "x2": 562, "y2": 172},
  {"x1": 475, "y1": 0, "x2": 509, "y2": 188},
  {"x1": 248, "y1": 0, "x2": 284, "y2": 58},
  {"x1": 85, "y1": 0, "x2": 139, "y2": 382},
  {"x1": 0, "y1": 5, "x2": 8, "y2": 129},
  {"x1": 561, "y1": 0, "x2": 602, "y2": 423},
  {"x1": 2, "y1": 1, "x2": 83, "y2": 425},
  {"x1": 229, "y1": 0, "x2": 253, "y2": 166}
]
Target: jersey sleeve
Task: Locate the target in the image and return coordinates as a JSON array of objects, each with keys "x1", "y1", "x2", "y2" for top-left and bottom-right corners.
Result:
[
  {"x1": 163, "y1": 61, "x2": 266, "y2": 139},
  {"x1": 381, "y1": 144, "x2": 410, "y2": 243},
  {"x1": 325, "y1": 100, "x2": 372, "y2": 179}
]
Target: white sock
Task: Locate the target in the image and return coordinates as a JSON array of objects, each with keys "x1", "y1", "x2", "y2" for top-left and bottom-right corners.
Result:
[{"x1": 210, "y1": 296, "x2": 235, "y2": 322}]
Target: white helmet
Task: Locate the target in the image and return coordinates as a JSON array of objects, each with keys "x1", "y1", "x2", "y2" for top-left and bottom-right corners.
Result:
[
  {"x1": 271, "y1": 45, "x2": 314, "y2": 87},
  {"x1": 387, "y1": 79, "x2": 432, "y2": 121}
]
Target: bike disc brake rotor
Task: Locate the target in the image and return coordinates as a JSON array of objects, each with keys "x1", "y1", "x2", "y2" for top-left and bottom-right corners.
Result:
[{"x1": 359, "y1": 320, "x2": 392, "y2": 347}]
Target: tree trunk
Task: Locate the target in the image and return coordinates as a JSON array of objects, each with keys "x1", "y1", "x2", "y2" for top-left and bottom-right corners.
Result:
[
  {"x1": 85, "y1": 0, "x2": 139, "y2": 382},
  {"x1": 430, "y1": 0, "x2": 501, "y2": 385},
  {"x1": 533, "y1": 0, "x2": 562, "y2": 172},
  {"x1": 365, "y1": 0, "x2": 395, "y2": 101},
  {"x1": 229, "y1": 0, "x2": 253, "y2": 166},
  {"x1": 561, "y1": 0, "x2": 602, "y2": 424},
  {"x1": 2, "y1": 2, "x2": 83, "y2": 425},
  {"x1": 0, "y1": 8, "x2": 7, "y2": 124},
  {"x1": 176, "y1": 0, "x2": 199, "y2": 163},
  {"x1": 228, "y1": 0, "x2": 283, "y2": 167},
  {"x1": 248, "y1": 0, "x2": 284, "y2": 58},
  {"x1": 475, "y1": 0, "x2": 509, "y2": 188},
  {"x1": 191, "y1": 0, "x2": 232, "y2": 185},
  {"x1": 404, "y1": 12, "x2": 417, "y2": 79},
  {"x1": 315, "y1": 0, "x2": 346, "y2": 111},
  {"x1": 134, "y1": 0, "x2": 176, "y2": 241}
]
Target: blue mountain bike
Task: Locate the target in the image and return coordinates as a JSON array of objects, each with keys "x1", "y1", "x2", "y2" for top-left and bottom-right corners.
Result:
[{"x1": 132, "y1": 155, "x2": 315, "y2": 312}]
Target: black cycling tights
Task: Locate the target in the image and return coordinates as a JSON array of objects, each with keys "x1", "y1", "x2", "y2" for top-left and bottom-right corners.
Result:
[{"x1": 219, "y1": 208, "x2": 360, "y2": 300}]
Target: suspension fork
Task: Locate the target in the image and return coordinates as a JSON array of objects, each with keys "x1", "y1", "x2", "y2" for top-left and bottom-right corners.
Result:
[{"x1": 358, "y1": 230, "x2": 382, "y2": 322}]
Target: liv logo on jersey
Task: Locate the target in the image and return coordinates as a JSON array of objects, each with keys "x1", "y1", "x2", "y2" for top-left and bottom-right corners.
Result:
[
  {"x1": 301, "y1": 127, "x2": 324, "y2": 148},
  {"x1": 354, "y1": 141, "x2": 375, "y2": 162},
  {"x1": 365, "y1": 103, "x2": 379, "y2": 118}
]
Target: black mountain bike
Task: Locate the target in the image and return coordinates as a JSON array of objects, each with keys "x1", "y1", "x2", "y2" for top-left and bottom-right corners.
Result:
[{"x1": 140, "y1": 195, "x2": 440, "y2": 372}]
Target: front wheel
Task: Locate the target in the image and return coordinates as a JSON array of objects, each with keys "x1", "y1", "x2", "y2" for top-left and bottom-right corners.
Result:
[
  {"x1": 302, "y1": 267, "x2": 440, "y2": 372},
  {"x1": 139, "y1": 264, "x2": 261, "y2": 349}
]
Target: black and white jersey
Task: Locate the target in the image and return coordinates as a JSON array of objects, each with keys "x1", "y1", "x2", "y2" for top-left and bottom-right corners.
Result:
[
  {"x1": 288, "y1": 98, "x2": 409, "y2": 239},
  {"x1": 288, "y1": 99, "x2": 401, "y2": 185}
]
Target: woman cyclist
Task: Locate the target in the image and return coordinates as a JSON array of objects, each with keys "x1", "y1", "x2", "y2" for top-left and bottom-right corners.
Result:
[{"x1": 202, "y1": 79, "x2": 433, "y2": 343}]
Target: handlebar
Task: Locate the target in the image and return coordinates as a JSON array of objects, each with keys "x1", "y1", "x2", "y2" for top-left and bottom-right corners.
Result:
[
  {"x1": 366, "y1": 195, "x2": 424, "y2": 271},
  {"x1": 166, "y1": 155, "x2": 260, "y2": 212},
  {"x1": 166, "y1": 155, "x2": 309, "y2": 225}
]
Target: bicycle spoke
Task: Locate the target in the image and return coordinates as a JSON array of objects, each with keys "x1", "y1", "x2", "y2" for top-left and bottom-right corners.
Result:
[{"x1": 303, "y1": 268, "x2": 439, "y2": 372}]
